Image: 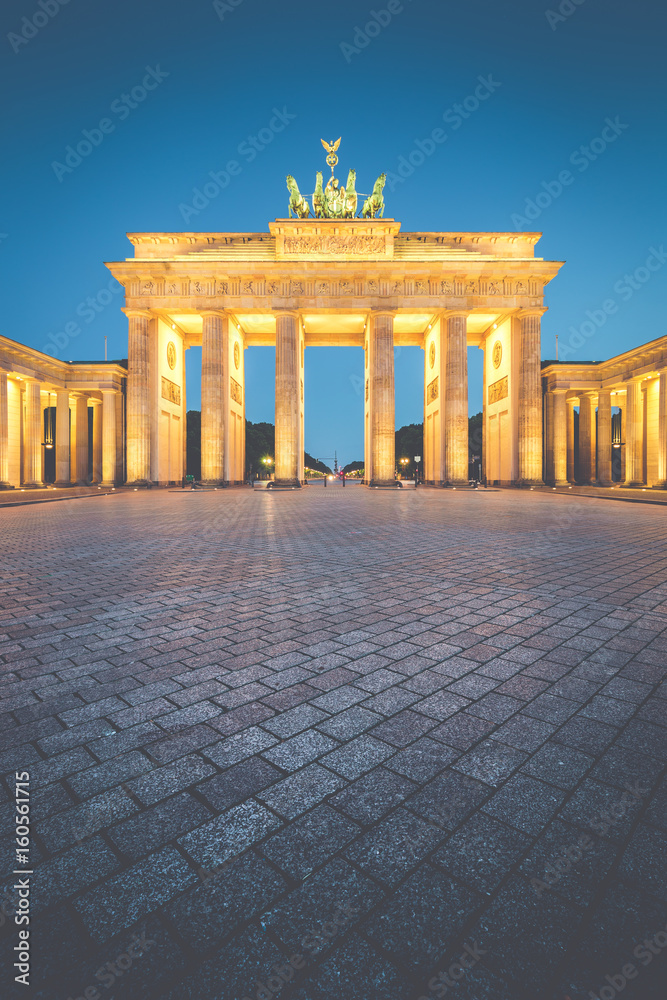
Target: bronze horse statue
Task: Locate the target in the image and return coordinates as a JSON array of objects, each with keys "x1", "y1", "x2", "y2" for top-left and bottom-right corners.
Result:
[
  {"x1": 286, "y1": 175, "x2": 311, "y2": 218},
  {"x1": 361, "y1": 173, "x2": 386, "y2": 218}
]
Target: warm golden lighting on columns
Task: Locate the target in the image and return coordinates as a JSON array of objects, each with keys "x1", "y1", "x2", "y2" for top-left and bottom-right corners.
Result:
[
  {"x1": 74, "y1": 395, "x2": 89, "y2": 485},
  {"x1": 23, "y1": 379, "x2": 43, "y2": 487},
  {"x1": 275, "y1": 311, "x2": 302, "y2": 487},
  {"x1": 125, "y1": 309, "x2": 152, "y2": 484},
  {"x1": 624, "y1": 378, "x2": 644, "y2": 487},
  {"x1": 368, "y1": 311, "x2": 396, "y2": 487},
  {"x1": 597, "y1": 389, "x2": 613, "y2": 486},
  {"x1": 54, "y1": 389, "x2": 71, "y2": 486},
  {"x1": 91, "y1": 400, "x2": 103, "y2": 483},
  {"x1": 201, "y1": 311, "x2": 225, "y2": 485},
  {"x1": 518, "y1": 310, "x2": 544, "y2": 485},
  {"x1": 0, "y1": 371, "x2": 10, "y2": 488},
  {"x1": 101, "y1": 390, "x2": 117, "y2": 486},
  {"x1": 443, "y1": 312, "x2": 469, "y2": 485},
  {"x1": 654, "y1": 370, "x2": 667, "y2": 490},
  {"x1": 566, "y1": 397, "x2": 575, "y2": 484},
  {"x1": 552, "y1": 389, "x2": 568, "y2": 486},
  {"x1": 578, "y1": 393, "x2": 596, "y2": 485}
]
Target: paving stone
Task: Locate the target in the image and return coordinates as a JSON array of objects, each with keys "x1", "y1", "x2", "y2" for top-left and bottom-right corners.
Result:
[
  {"x1": 369, "y1": 708, "x2": 436, "y2": 746},
  {"x1": 453, "y1": 739, "x2": 529, "y2": 786},
  {"x1": 316, "y1": 705, "x2": 382, "y2": 739},
  {"x1": 405, "y1": 770, "x2": 490, "y2": 829},
  {"x1": 260, "y1": 702, "x2": 329, "y2": 738},
  {"x1": 428, "y1": 712, "x2": 496, "y2": 749},
  {"x1": 488, "y1": 712, "x2": 557, "y2": 752},
  {"x1": 37, "y1": 787, "x2": 139, "y2": 853},
  {"x1": 125, "y1": 753, "x2": 217, "y2": 805},
  {"x1": 520, "y1": 741, "x2": 595, "y2": 789},
  {"x1": 363, "y1": 864, "x2": 481, "y2": 969},
  {"x1": 204, "y1": 726, "x2": 278, "y2": 769},
  {"x1": 197, "y1": 756, "x2": 282, "y2": 812},
  {"x1": 260, "y1": 804, "x2": 360, "y2": 879},
  {"x1": 178, "y1": 799, "x2": 282, "y2": 869},
  {"x1": 384, "y1": 736, "x2": 459, "y2": 783},
  {"x1": 297, "y1": 935, "x2": 412, "y2": 1000},
  {"x1": 432, "y1": 812, "x2": 531, "y2": 893},
  {"x1": 559, "y1": 778, "x2": 651, "y2": 844},
  {"x1": 330, "y1": 767, "x2": 417, "y2": 825},
  {"x1": 67, "y1": 749, "x2": 154, "y2": 798},
  {"x1": 108, "y1": 791, "x2": 213, "y2": 860},
  {"x1": 483, "y1": 774, "x2": 566, "y2": 835},
  {"x1": 262, "y1": 729, "x2": 338, "y2": 771},
  {"x1": 257, "y1": 763, "x2": 347, "y2": 819},
  {"x1": 32, "y1": 836, "x2": 120, "y2": 911},
  {"x1": 519, "y1": 818, "x2": 618, "y2": 907},
  {"x1": 321, "y1": 733, "x2": 394, "y2": 779},
  {"x1": 167, "y1": 851, "x2": 287, "y2": 951},
  {"x1": 344, "y1": 808, "x2": 447, "y2": 886},
  {"x1": 75, "y1": 847, "x2": 198, "y2": 942}
]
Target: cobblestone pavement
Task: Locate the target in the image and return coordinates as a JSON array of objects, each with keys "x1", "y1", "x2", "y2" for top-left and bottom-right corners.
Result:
[{"x1": 1, "y1": 486, "x2": 666, "y2": 1000}]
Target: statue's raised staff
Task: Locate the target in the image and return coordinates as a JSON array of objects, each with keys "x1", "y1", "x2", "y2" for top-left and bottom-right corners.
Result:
[
  {"x1": 286, "y1": 175, "x2": 311, "y2": 218},
  {"x1": 361, "y1": 173, "x2": 386, "y2": 218}
]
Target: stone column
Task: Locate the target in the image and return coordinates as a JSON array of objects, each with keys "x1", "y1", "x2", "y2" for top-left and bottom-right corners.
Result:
[
  {"x1": 368, "y1": 312, "x2": 395, "y2": 487},
  {"x1": 0, "y1": 371, "x2": 10, "y2": 488},
  {"x1": 201, "y1": 311, "x2": 225, "y2": 484},
  {"x1": 275, "y1": 311, "x2": 301, "y2": 486},
  {"x1": 578, "y1": 393, "x2": 596, "y2": 484},
  {"x1": 125, "y1": 309, "x2": 151, "y2": 484},
  {"x1": 443, "y1": 313, "x2": 468, "y2": 485},
  {"x1": 654, "y1": 370, "x2": 667, "y2": 489},
  {"x1": 597, "y1": 389, "x2": 613, "y2": 486},
  {"x1": 23, "y1": 380, "x2": 43, "y2": 487},
  {"x1": 566, "y1": 397, "x2": 575, "y2": 483},
  {"x1": 624, "y1": 378, "x2": 644, "y2": 487},
  {"x1": 91, "y1": 400, "x2": 103, "y2": 483},
  {"x1": 101, "y1": 390, "x2": 117, "y2": 486},
  {"x1": 518, "y1": 310, "x2": 544, "y2": 485},
  {"x1": 74, "y1": 395, "x2": 89, "y2": 484},
  {"x1": 55, "y1": 389, "x2": 71, "y2": 486},
  {"x1": 552, "y1": 389, "x2": 568, "y2": 486}
]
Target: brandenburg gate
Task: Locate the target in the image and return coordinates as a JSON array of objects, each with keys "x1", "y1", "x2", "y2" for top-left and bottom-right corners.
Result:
[{"x1": 103, "y1": 150, "x2": 563, "y2": 488}]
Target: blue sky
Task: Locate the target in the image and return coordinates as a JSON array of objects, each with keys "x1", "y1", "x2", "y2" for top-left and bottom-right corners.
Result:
[{"x1": 3, "y1": 0, "x2": 664, "y2": 466}]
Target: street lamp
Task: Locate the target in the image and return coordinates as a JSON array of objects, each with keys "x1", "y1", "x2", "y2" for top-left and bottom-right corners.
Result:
[
  {"x1": 262, "y1": 456, "x2": 273, "y2": 481},
  {"x1": 399, "y1": 457, "x2": 408, "y2": 479},
  {"x1": 414, "y1": 456, "x2": 421, "y2": 484}
]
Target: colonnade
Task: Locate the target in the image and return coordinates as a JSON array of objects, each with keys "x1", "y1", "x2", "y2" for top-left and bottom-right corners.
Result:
[
  {"x1": 0, "y1": 366, "x2": 122, "y2": 488},
  {"x1": 545, "y1": 370, "x2": 667, "y2": 488}
]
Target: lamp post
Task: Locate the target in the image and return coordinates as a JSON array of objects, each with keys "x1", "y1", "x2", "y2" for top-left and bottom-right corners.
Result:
[
  {"x1": 262, "y1": 456, "x2": 273, "y2": 481},
  {"x1": 399, "y1": 457, "x2": 408, "y2": 480},
  {"x1": 414, "y1": 455, "x2": 421, "y2": 484}
]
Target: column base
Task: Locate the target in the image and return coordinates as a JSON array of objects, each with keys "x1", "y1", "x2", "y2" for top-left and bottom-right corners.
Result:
[
  {"x1": 54, "y1": 480, "x2": 73, "y2": 488},
  {"x1": 0, "y1": 483, "x2": 15, "y2": 490},
  {"x1": 100, "y1": 481, "x2": 117, "y2": 488},
  {"x1": 443, "y1": 479, "x2": 469, "y2": 487},
  {"x1": 596, "y1": 480, "x2": 614, "y2": 487},
  {"x1": 125, "y1": 479, "x2": 153, "y2": 487},
  {"x1": 21, "y1": 483, "x2": 44, "y2": 489},
  {"x1": 622, "y1": 482, "x2": 645, "y2": 488},
  {"x1": 201, "y1": 480, "x2": 226, "y2": 487},
  {"x1": 516, "y1": 480, "x2": 545, "y2": 488},
  {"x1": 553, "y1": 480, "x2": 570, "y2": 487},
  {"x1": 273, "y1": 479, "x2": 302, "y2": 489},
  {"x1": 369, "y1": 480, "x2": 401, "y2": 489}
]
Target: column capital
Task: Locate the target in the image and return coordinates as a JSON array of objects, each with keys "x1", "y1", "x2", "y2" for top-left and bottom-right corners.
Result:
[
  {"x1": 369, "y1": 308, "x2": 396, "y2": 318},
  {"x1": 200, "y1": 309, "x2": 228, "y2": 319},
  {"x1": 122, "y1": 308, "x2": 152, "y2": 319},
  {"x1": 550, "y1": 387, "x2": 568, "y2": 395},
  {"x1": 440, "y1": 309, "x2": 468, "y2": 320},
  {"x1": 273, "y1": 309, "x2": 300, "y2": 318},
  {"x1": 517, "y1": 307, "x2": 547, "y2": 319}
]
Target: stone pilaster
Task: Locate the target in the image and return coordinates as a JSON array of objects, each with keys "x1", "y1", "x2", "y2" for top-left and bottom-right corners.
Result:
[
  {"x1": 654, "y1": 370, "x2": 667, "y2": 489},
  {"x1": 275, "y1": 311, "x2": 301, "y2": 487},
  {"x1": 578, "y1": 393, "x2": 596, "y2": 484},
  {"x1": 0, "y1": 371, "x2": 11, "y2": 488},
  {"x1": 443, "y1": 313, "x2": 468, "y2": 485},
  {"x1": 23, "y1": 380, "x2": 43, "y2": 487},
  {"x1": 368, "y1": 312, "x2": 396, "y2": 487},
  {"x1": 125, "y1": 309, "x2": 152, "y2": 484},
  {"x1": 54, "y1": 389, "x2": 71, "y2": 486},
  {"x1": 101, "y1": 391, "x2": 117, "y2": 486},
  {"x1": 552, "y1": 389, "x2": 568, "y2": 486},
  {"x1": 597, "y1": 389, "x2": 613, "y2": 486},
  {"x1": 517, "y1": 310, "x2": 544, "y2": 485},
  {"x1": 201, "y1": 311, "x2": 225, "y2": 484},
  {"x1": 623, "y1": 378, "x2": 644, "y2": 487},
  {"x1": 74, "y1": 395, "x2": 89, "y2": 485}
]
